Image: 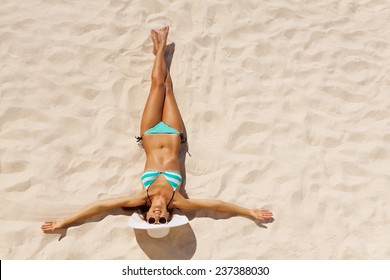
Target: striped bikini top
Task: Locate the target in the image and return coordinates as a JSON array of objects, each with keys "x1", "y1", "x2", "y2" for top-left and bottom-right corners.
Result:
[
  {"x1": 141, "y1": 170, "x2": 182, "y2": 208},
  {"x1": 141, "y1": 170, "x2": 182, "y2": 190}
]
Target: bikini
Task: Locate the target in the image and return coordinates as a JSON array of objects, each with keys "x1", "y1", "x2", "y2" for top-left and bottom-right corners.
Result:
[
  {"x1": 137, "y1": 121, "x2": 185, "y2": 207},
  {"x1": 141, "y1": 170, "x2": 183, "y2": 208},
  {"x1": 142, "y1": 170, "x2": 182, "y2": 189},
  {"x1": 135, "y1": 121, "x2": 187, "y2": 145}
]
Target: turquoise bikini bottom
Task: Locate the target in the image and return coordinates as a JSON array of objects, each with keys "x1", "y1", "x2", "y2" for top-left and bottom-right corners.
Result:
[
  {"x1": 136, "y1": 121, "x2": 186, "y2": 145},
  {"x1": 144, "y1": 121, "x2": 180, "y2": 135}
]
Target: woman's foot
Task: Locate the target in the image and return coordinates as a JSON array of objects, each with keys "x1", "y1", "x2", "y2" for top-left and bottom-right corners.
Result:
[
  {"x1": 151, "y1": 26, "x2": 169, "y2": 55},
  {"x1": 151, "y1": 26, "x2": 169, "y2": 53},
  {"x1": 150, "y1": 29, "x2": 159, "y2": 55},
  {"x1": 41, "y1": 218, "x2": 67, "y2": 233},
  {"x1": 157, "y1": 26, "x2": 169, "y2": 47}
]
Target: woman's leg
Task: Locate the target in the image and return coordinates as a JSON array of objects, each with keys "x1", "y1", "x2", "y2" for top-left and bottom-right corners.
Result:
[
  {"x1": 140, "y1": 27, "x2": 169, "y2": 134},
  {"x1": 162, "y1": 71, "x2": 184, "y2": 133}
]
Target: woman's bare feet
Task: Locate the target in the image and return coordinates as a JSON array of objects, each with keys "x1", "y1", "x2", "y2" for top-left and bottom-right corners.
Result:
[
  {"x1": 150, "y1": 29, "x2": 159, "y2": 55},
  {"x1": 41, "y1": 218, "x2": 67, "y2": 233},
  {"x1": 157, "y1": 26, "x2": 169, "y2": 48},
  {"x1": 150, "y1": 26, "x2": 169, "y2": 55}
]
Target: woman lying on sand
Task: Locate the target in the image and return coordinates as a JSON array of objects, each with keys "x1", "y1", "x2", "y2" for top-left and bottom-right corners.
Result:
[{"x1": 41, "y1": 26, "x2": 273, "y2": 233}]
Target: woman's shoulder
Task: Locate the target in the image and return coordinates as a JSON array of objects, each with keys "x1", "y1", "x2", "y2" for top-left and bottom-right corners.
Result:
[
  {"x1": 170, "y1": 192, "x2": 185, "y2": 209},
  {"x1": 129, "y1": 190, "x2": 148, "y2": 206}
]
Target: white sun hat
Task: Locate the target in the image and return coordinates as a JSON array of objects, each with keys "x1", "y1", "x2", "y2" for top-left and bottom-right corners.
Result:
[{"x1": 128, "y1": 211, "x2": 189, "y2": 238}]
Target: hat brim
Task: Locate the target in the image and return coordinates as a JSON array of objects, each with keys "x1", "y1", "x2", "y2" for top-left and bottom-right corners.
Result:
[{"x1": 128, "y1": 212, "x2": 189, "y2": 230}]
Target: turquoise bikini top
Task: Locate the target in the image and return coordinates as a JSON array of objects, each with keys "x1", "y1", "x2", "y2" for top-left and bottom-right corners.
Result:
[
  {"x1": 141, "y1": 170, "x2": 182, "y2": 190},
  {"x1": 141, "y1": 170, "x2": 182, "y2": 208}
]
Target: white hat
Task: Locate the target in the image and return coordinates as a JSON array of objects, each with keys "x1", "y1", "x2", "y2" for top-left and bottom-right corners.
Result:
[{"x1": 128, "y1": 212, "x2": 189, "y2": 238}]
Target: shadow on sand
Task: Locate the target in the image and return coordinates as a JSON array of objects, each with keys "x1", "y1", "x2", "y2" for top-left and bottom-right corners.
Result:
[{"x1": 133, "y1": 224, "x2": 196, "y2": 260}]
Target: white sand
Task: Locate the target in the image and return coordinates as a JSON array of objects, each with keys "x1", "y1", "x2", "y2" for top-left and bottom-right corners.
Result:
[{"x1": 1, "y1": 0, "x2": 390, "y2": 259}]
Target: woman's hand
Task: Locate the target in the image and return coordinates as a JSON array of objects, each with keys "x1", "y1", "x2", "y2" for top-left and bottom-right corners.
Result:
[
  {"x1": 249, "y1": 208, "x2": 273, "y2": 222},
  {"x1": 41, "y1": 218, "x2": 67, "y2": 233}
]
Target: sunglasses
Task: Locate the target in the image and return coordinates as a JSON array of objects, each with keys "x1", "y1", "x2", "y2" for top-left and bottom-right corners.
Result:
[{"x1": 148, "y1": 217, "x2": 167, "y2": 224}]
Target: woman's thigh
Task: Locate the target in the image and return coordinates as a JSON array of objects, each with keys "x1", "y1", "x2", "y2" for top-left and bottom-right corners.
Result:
[{"x1": 140, "y1": 83, "x2": 165, "y2": 134}]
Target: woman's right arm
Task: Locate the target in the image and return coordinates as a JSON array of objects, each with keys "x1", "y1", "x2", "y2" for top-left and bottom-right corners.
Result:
[{"x1": 41, "y1": 192, "x2": 146, "y2": 233}]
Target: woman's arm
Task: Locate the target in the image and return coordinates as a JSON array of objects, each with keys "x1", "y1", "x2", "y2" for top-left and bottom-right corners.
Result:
[
  {"x1": 41, "y1": 193, "x2": 146, "y2": 233},
  {"x1": 173, "y1": 195, "x2": 273, "y2": 222}
]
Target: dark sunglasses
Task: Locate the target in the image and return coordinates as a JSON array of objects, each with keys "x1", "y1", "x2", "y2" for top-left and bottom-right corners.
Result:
[{"x1": 148, "y1": 217, "x2": 167, "y2": 224}]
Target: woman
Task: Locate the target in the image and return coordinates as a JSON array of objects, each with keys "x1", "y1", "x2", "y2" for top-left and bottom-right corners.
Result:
[{"x1": 41, "y1": 26, "x2": 273, "y2": 233}]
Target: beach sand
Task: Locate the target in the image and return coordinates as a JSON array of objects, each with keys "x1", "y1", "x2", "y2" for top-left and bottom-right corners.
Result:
[{"x1": 1, "y1": 0, "x2": 390, "y2": 259}]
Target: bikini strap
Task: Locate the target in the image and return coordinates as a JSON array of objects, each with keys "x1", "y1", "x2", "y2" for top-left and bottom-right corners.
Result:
[
  {"x1": 135, "y1": 136, "x2": 144, "y2": 148},
  {"x1": 180, "y1": 133, "x2": 187, "y2": 143},
  {"x1": 166, "y1": 191, "x2": 176, "y2": 209},
  {"x1": 146, "y1": 188, "x2": 152, "y2": 205},
  {"x1": 146, "y1": 187, "x2": 176, "y2": 209}
]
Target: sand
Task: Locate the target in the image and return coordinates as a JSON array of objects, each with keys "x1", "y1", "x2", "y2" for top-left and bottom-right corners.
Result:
[{"x1": 1, "y1": 0, "x2": 390, "y2": 260}]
